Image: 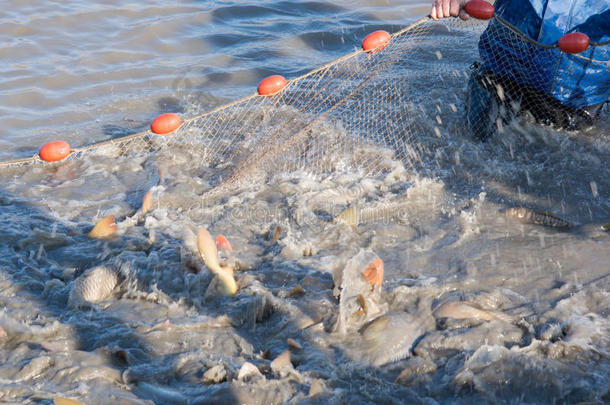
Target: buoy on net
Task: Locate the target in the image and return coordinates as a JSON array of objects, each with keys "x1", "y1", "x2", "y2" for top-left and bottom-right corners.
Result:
[
  {"x1": 464, "y1": 0, "x2": 495, "y2": 20},
  {"x1": 39, "y1": 140, "x2": 71, "y2": 162},
  {"x1": 558, "y1": 32, "x2": 589, "y2": 54},
  {"x1": 257, "y1": 75, "x2": 287, "y2": 96},
  {"x1": 361, "y1": 30, "x2": 391, "y2": 53},
  {"x1": 151, "y1": 113, "x2": 181, "y2": 134}
]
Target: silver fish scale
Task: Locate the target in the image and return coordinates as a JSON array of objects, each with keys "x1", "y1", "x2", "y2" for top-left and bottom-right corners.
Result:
[{"x1": 69, "y1": 266, "x2": 118, "y2": 306}]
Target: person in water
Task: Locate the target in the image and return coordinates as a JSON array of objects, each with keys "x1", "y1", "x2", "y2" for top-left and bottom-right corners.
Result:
[{"x1": 430, "y1": 0, "x2": 610, "y2": 140}]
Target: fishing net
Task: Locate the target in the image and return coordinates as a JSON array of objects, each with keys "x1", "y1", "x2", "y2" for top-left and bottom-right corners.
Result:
[{"x1": 0, "y1": 6, "x2": 608, "y2": 212}]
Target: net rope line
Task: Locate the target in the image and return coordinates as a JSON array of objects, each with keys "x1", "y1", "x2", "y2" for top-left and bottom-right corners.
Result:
[
  {"x1": 494, "y1": 14, "x2": 610, "y2": 61},
  {"x1": 0, "y1": 12, "x2": 607, "y2": 170}
]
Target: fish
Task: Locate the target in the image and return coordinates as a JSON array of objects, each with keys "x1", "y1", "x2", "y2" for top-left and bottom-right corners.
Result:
[
  {"x1": 333, "y1": 250, "x2": 386, "y2": 334},
  {"x1": 502, "y1": 207, "x2": 572, "y2": 228},
  {"x1": 88, "y1": 215, "x2": 118, "y2": 239},
  {"x1": 334, "y1": 202, "x2": 408, "y2": 226},
  {"x1": 141, "y1": 190, "x2": 154, "y2": 214},
  {"x1": 68, "y1": 266, "x2": 118, "y2": 306},
  {"x1": 54, "y1": 398, "x2": 84, "y2": 405},
  {"x1": 183, "y1": 227, "x2": 198, "y2": 256},
  {"x1": 309, "y1": 379, "x2": 324, "y2": 396},
  {"x1": 433, "y1": 300, "x2": 512, "y2": 323},
  {"x1": 197, "y1": 227, "x2": 233, "y2": 276},
  {"x1": 353, "y1": 294, "x2": 367, "y2": 316},
  {"x1": 287, "y1": 338, "x2": 302, "y2": 351},
  {"x1": 215, "y1": 234, "x2": 232, "y2": 251},
  {"x1": 270, "y1": 350, "x2": 292, "y2": 373},
  {"x1": 237, "y1": 362, "x2": 262, "y2": 381},
  {"x1": 197, "y1": 227, "x2": 237, "y2": 297},
  {"x1": 271, "y1": 225, "x2": 282, "y2": 242},
  {"x1": 287, "y1": 285, "x2": 305, "y2": 298},
  {"x1": 204, "y1": 271, "x2": 238, "y2": 298},
  {"x1": 356, "y1": 312, "x2": 425, "y2": 366},
  {"x1": 362, "y1": 258, "x2": 384, "y2": 287}
]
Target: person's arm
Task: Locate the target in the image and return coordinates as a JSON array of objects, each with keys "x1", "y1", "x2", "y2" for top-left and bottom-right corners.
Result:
[{"x1": 430, "y1": 0, "x2": 469, "y2": 20}]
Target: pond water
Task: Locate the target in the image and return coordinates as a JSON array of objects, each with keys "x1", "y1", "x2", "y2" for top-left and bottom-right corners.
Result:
[{"x1": 0, "y1": 1, "x2": 608, "y2": 404}]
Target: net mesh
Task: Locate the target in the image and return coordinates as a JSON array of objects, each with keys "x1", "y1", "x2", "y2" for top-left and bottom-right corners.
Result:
[{"x1": 0, "y1": 11, "x2": 607, "y2": 206}]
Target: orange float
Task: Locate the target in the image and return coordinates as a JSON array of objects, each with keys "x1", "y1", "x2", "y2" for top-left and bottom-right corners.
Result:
[
  {"x1": 558, "y1": 32, "x2": 589, "y2": 54},
  {"x1": 361, "y1": 30, "x2": 391, "y2": 53},
  {"x1": 151, "y1": 113, "x2": 181, "y2": 134},
  {"x1": 257, "y1": 75, "x2": 287, "y2": 96},
  {"x1": 39, "y1": 141, "x2": 70, "y2": 162},
  {"x1": 215, "y1": 234, "x2": 232, "y2": 251},
  {"x1": 464, "y1": 0, "x2": 495, "y2": 20}
]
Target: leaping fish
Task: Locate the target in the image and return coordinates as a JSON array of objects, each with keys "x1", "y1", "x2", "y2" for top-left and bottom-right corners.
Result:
[{"x1": 197, "y1": 227, "x2": 237, "y2": 297}]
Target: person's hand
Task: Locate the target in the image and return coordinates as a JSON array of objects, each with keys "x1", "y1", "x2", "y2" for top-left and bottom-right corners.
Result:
[{"x1": 430, "y1": 0, "x2": 470, "y2": 20}]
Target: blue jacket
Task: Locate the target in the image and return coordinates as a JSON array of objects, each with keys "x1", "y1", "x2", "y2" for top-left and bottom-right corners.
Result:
[{"x1": 479, "y1": 0, "x2": 610, "y2": 108}]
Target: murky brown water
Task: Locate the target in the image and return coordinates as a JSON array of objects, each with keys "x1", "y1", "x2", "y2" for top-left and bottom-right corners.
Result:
[{"x1": 1, "y1": 1, "x2": 609, "y2": 404}]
